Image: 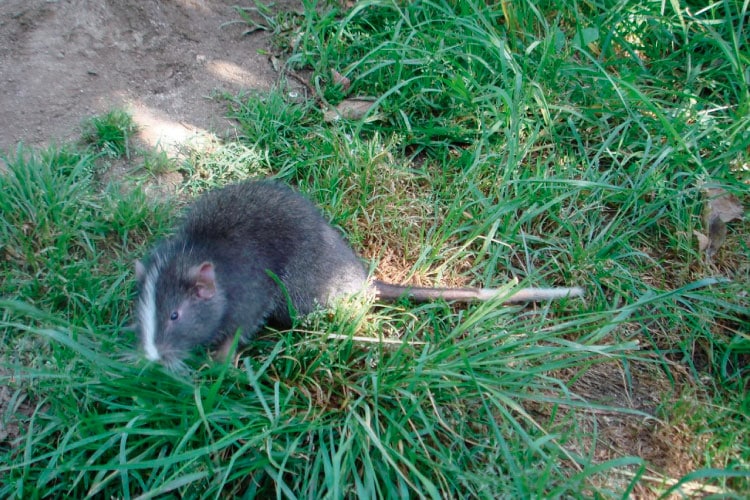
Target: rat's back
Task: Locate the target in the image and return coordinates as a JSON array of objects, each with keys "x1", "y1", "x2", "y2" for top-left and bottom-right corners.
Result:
[{"x1": 179, "y1": 180, "x2": 368, "y2": 321}]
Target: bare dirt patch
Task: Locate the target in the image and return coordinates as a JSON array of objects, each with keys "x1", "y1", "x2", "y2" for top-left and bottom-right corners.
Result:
[{"x1": 0, "y1": 0, "x2": 285, "y2": 154}]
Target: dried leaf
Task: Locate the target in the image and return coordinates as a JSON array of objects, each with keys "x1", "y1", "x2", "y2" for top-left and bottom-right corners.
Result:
[
  {"x1": 331, "y1": 69, "x2": 351, "y2": 91},
  {"x1": 704, "y1": 187, "x2": 744, "y2": 223},
  {"x1": 693, "y1": 230, "x2": 710, "y2": 252},
  {"x1": 323, "y1": 98, "x2": 378, "y2": 122},
  {"x1": 699, "y1": 186, "x2": 745, "y2": 260}
]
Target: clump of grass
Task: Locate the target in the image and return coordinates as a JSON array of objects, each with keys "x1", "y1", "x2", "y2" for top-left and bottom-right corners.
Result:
[
  {"x1": 80, "y1": 109, "x2": 137, "y2": 158},
  {"x1": 0, "y1": 145, "x2": 172, "y2": 354},
  {"x1": 0, "y1": 293, "x2": 642, "y2": 497},
  {"x1": 223, "y1": 90, "x2": 319, "y2": 168},
  {"x1": 139, "y1": 148, "x2": 178, "y2": 176},
  {"x1": 180, "y1": 140, "x2": 272, "y2": 194}
]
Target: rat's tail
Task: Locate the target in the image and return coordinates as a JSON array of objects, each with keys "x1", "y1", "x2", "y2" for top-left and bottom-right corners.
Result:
[{"x1": 373, "y1": 280, "x2": 583, "y2": 303}]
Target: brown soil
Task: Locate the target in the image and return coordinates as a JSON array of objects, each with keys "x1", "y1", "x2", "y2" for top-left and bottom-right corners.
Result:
[{"x1": 0, "y1": 0, "x2": 285, "y2": 154}]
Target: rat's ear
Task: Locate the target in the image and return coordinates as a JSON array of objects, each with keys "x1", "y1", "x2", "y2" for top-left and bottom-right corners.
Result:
[
  {"x1": 190, "y1": 262, "x2": 217, "y2": 299},
  {"x1": 135, "y1": 260, "x2": 146, "y2": 281}
]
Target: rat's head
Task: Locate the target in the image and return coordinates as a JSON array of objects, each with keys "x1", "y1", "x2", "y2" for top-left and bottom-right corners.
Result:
[{"x1": 135, "y1": 249, "x2": 226, "y2": 368}]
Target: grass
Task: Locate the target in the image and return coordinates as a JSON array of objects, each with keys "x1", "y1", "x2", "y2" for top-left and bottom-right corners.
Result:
[
  {"x1": 80, "y1": 108, "x2": 138, "y2": 159},
  {"x1": 2, "y1": 0, "x2": 749, "y2": 497},
  {"x1": 140, "y1": 148, "x2": 179, "y2": 176}
]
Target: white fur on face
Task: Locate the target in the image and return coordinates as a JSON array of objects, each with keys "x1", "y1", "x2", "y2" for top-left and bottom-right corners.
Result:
[{"x1": 138, "y1": 262, "x2": 162, "y2": 362}]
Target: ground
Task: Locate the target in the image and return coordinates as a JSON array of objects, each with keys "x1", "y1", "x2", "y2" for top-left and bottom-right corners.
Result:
[{"x1": 0, "y1": 0, "x2": 282, "y2": 155}]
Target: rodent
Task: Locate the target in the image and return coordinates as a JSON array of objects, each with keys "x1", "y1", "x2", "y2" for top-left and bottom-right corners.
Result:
[{"x1": 134, "y1": 180, "x2": 583, "y2": 368}]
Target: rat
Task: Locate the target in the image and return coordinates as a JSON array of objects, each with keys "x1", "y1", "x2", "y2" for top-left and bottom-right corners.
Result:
[{"x1": 134, "y1": 180, "x2": 583, "y2": 368}]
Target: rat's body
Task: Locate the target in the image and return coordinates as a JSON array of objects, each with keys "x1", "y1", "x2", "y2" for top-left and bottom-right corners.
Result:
[{"x1": 135, "y1": 180, "x2": 582, "y2": 367}]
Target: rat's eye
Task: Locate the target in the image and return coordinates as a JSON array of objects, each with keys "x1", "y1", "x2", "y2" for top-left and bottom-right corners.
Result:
[{"x1": 170, "y1": 311, "x2": 179, "y2": 321}]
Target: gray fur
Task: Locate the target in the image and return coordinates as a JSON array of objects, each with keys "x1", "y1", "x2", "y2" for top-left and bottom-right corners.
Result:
[{"x1": 134, "y1": 180, "x2": 582, "y2": 365}]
